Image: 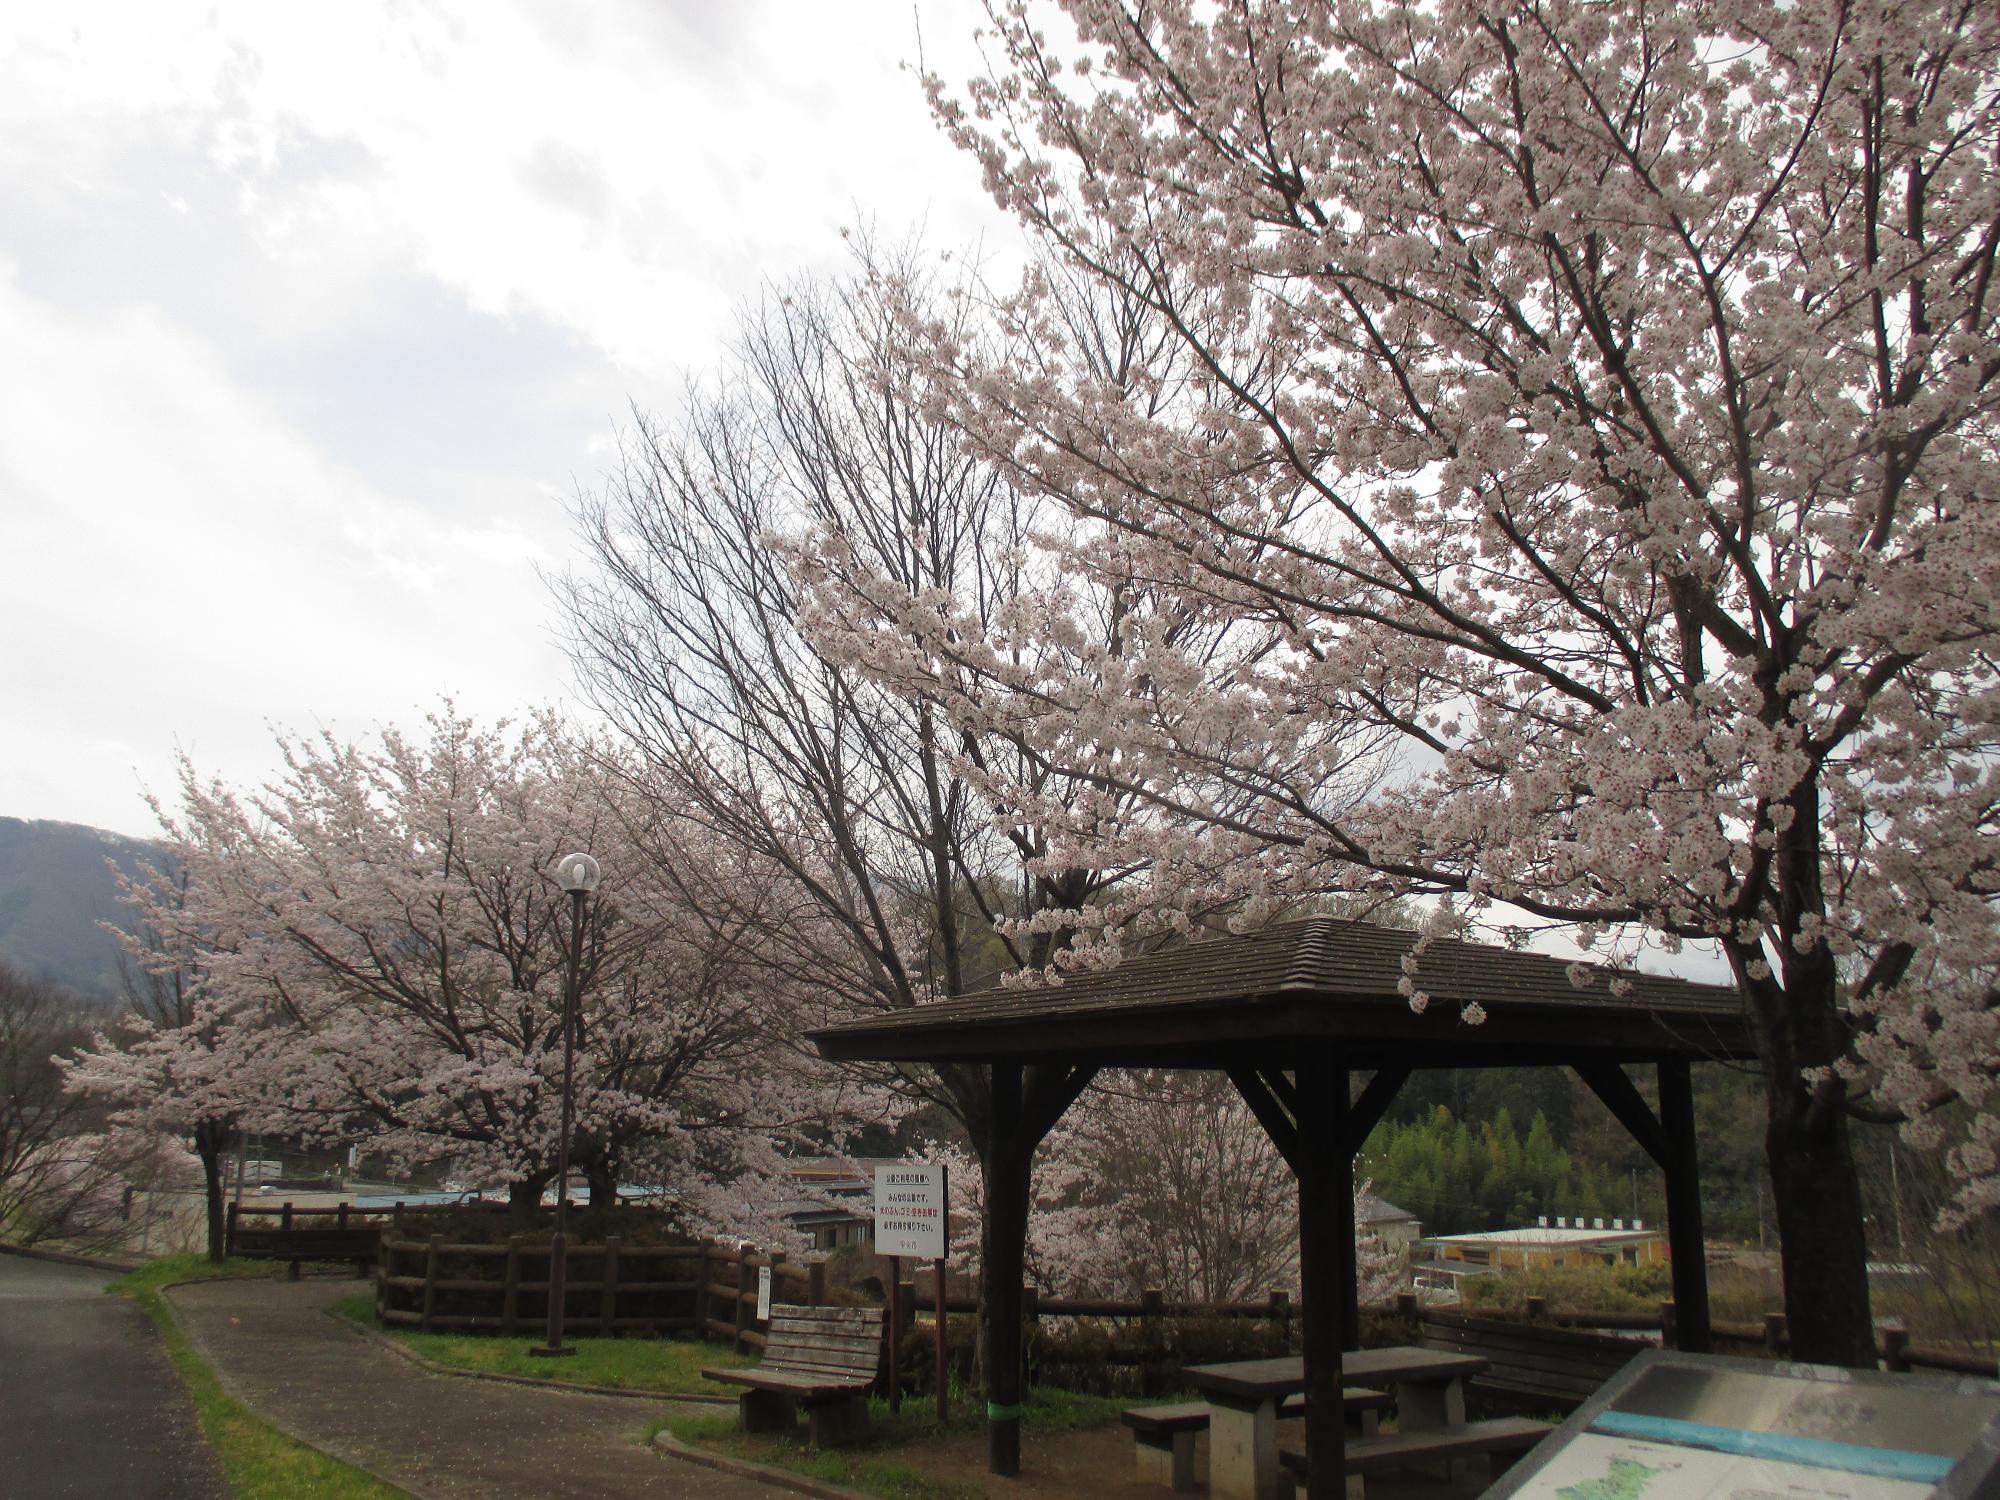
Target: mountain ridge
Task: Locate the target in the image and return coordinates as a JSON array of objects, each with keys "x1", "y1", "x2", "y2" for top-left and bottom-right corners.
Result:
[{"x1": 0, "y1": 816, "x2": 162, "y2": 1005}]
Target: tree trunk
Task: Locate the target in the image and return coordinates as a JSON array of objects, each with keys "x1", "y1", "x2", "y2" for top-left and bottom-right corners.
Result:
[
  {"x1": 508, "y1": 1176, "x2": 548, "y2": 1226},
  {"x1": 195, "y1": 1122, "x2": 226, "y2": 1263},
  {"x1": 586, "y1": 1160, "x2": 618, "y2": 1210},
  {"x1": 1741, "y1": 774, "x2": 1878, "y2": 1368},
  {"x1": 1766, "y1": 1072, "x2": 1877, "y2": 1366}
]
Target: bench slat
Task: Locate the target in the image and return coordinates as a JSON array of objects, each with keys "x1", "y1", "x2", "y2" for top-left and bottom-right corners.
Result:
[{"x1": 710, "y1": 1303, "x2": 885, "y2": 1407}]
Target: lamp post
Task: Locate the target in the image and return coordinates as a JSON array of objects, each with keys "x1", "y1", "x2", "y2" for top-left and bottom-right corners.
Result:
[{"x1": 531, "y1": 850, "x2": 600, "y2": 1358}]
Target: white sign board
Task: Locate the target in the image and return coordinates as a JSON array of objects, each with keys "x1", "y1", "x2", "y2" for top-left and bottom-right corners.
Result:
[
  {"x1": 873, "y1": 1162, "x2": 947, "y2": 1260},
  {"x1": 756, "y1": 1263, "x2": 772, "y2": 1321}
]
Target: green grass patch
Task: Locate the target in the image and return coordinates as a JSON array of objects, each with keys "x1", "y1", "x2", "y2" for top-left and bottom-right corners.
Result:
[
  {"x1": 327, "y1": 1293, "x2": 758, "y2": 1396},
  {"x1": 663, "y1": 1386, "x2": 1135, "y2": 1500},
  {"x1": 111, "y1": 1256, "x2": 410, "y2": 1500}
]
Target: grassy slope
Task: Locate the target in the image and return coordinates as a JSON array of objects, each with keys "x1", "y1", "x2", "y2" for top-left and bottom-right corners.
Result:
[
  {"x1": 111, "y1": 1257, "x2": 410, "y2": 1500},
  {"x1": 327, "y1": 1292, "x2": 758, "y2": 1394}
]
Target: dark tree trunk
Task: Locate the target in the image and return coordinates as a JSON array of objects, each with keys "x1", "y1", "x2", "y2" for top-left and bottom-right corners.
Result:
[
  {"x1": 1766, "y1": 1070, "x2": 1877, "y2": 1366},
  {"x1": 508, "y1": 1176, "x2": 548, "y2": 1226},
  {"x1": 194, "y1": 1120, "x2": 227, "y2": 1263},
  {"x1": 1735, "y1": 774, "x2": 1878, "y2": 1368},
  {"x1": 586, "y1": 1160, "x2": 618, "y2": 1210}
]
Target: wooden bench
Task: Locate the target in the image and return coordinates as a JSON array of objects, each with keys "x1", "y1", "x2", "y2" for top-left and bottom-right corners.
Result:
[
  {"x1": 702, "y1": 1304, "x2": 885, "y2": 1447},
  {"x1": 1278, "y1": 1415, "x2": 1552, "y2": 1497},
  {"x1": 1418, "y1": 1310, "x2": 1645, "y2": 1413},
  {"x1": 1122, "y1": 1388, "x2": 1388, "y2": 1491}
]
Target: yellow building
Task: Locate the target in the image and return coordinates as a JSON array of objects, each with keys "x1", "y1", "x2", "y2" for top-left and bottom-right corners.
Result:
[{"x1": 1413, "y1": 1218, "x2": 1667, "y2": 1292}]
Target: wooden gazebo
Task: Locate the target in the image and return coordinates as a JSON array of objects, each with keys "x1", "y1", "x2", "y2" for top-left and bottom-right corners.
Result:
[{"x1": 808, "y1": 917, "x2": 1754, "y2": 1498}]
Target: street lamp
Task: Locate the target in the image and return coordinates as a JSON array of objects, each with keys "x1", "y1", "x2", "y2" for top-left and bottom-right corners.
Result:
[{"x1": 531, "y1": 850, "x2": 601, "y2": 1358}]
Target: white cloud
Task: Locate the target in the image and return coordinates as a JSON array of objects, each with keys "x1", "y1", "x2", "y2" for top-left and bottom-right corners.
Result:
[
  {"x1": 0, "y1": 0, "x2": 1015, "y2": 833},
  {"x1": 0, "y1": 262, "x2": 572, "y2": 833}
]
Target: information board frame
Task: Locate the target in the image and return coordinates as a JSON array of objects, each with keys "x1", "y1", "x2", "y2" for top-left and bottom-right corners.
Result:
[
  {"x1": 1483, "y1": 1348, "x2": 2000, "y2": 1500},
  {"x1": 873, "y1": 1162, "x2": 947, "y2": 1260}
]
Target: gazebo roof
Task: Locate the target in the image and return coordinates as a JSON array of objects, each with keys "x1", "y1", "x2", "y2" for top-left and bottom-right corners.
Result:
[{"x1": 808, "y1": 917, "x2": 1751, "y2": 1069}]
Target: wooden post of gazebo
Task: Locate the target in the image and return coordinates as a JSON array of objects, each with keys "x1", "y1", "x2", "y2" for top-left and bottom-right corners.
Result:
[
  {"x1": 1294, "y1": 1050, "x2": 1351, "y2": 1499},
  {"x1": 1659, "y1": 1058, "x2": 1712, "y2": 1353}
]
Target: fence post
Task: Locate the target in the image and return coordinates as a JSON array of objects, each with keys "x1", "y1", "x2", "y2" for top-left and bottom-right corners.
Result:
[
  {"x1": 1881, "y1": 1325, "x2": 1910, "y2": 1373},
  {"x1": 601, "y1": 1235, "x2": 622, "y2": 1337},
  {"x1": 734, "y1": 1249, "x2": 754, "y2": 1353},
  {"x1": 1396, "y1": 1291, "x2": 1419, "y2": 1323},
  {"x1": 421, "y1": 1234, "x2": 443, "y2": 1333},
  {"x1": 374, "y1": 1228, "x2": 389, "y2": 1318},
  {"x1": 337, "y1": 1203, "x2": 349, "y2": 1231},
  {"x1": 767, "y1": 1251, "x2": 785, "y2": 1327},
  {"x1": 1659, "y1": 1301, "x2": 1678, "y2": 1349},
  {"x1": 695, "y1": 1242, "x2": 711, "y2": 1336},
  {"x1": 281, "y1": 1201, "x2": 294, "y2": 1231},
  {"x1": 809, "y1": 1260, "x2": 827, "y2": 1308},
  {"x1": 502, "y1": 1235, "x2": 522, "y2": 1336},
  {"x1": 1268, "y1": 1290, "x2": 1292, "y2": 1348},
  {"x1": 226, "y1": 1201, "x2": 239, "y2": 1258},
  {"x1": 1763, "y1": 1312, "x2": 1788, "y2": 1354},
  {"x1": 1526, "y1": 1296, "x2": 1548, "y2": 1323}
]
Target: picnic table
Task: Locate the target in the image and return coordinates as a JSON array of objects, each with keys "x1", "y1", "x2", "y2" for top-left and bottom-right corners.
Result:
[{"x1": 1183, "y1": 1347, "x2": 1489, "y2": 1500}]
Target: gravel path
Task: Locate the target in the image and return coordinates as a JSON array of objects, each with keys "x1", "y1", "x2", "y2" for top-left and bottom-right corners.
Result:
[{"x1": 169, "y1": 1275, "x2": 786, "y2": 1499}]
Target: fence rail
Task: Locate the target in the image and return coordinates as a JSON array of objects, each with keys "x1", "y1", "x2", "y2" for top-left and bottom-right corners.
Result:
[
  {"x1": 374, "y1": 1233, "x2": 831, "y2": 1348},
  {"x1": 1453, "y1": 1294, "x2": 1997, "y2": 1381}
]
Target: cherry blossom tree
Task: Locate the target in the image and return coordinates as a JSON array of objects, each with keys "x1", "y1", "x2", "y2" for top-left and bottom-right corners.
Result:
[
  {"x1": 927, "y1": 1087, "x2": 1402, "y2": 1305},
  {"x1": 823, "y1": 0, "x2": 2000, "y2": 1366},
  {"x1": 64, "y1": 862, "x2": 265, "y2": 1261},
  {"x1": 99, "y1": 707, "x2": 843, "y2": 1233},
  {"x1": 557, "y1": 262, "x2": 1196, "y2": 1403}
]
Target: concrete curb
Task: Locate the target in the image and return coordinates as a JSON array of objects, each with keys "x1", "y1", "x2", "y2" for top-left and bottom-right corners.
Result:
[
  {"x1": 0, "y1": 1239, "x2": 143, "y2": 1274},
  {"x1": 325, "y1": 1300, "x2": 739, "y2": 1405},
  {"x1": 650, "y1": 1426, "x2": 878, "y2": 1500}
]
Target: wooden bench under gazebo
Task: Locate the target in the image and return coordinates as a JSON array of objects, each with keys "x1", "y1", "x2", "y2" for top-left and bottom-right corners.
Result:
[{"x1": 808, "y1": 916, "x2": 1754, "y2": 1500}]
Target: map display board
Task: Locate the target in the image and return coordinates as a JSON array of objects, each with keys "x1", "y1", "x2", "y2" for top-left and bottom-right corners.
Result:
[
  {"x1": 873, "y1": 1162, "x2": 947, "y2": 1260},
  {"x1": 1486, "y1": 1350, "x2": 2000, "y2": 1500}
]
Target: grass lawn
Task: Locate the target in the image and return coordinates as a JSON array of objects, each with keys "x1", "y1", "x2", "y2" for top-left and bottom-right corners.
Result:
[
  {"x1": 111, "y1": 1257, "x2": 411, "y2": 1500},
  {"x1": 327, "y1": 1292, "x2": 758, "y2": 1395},
  {"x1": 662, "y1": 1387, "x2": 1137, "y2": 1500}
]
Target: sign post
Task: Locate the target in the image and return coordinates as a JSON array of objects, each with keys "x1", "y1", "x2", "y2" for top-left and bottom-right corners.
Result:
[
  {"x1": 875, "y1": 1162, "x2": 948, "y2": 1421},
  {"x1": 936, "y1": 1163, "x2": 949, "y2": 1422},
  {"x1": 756, "y1": 1263, "x2": 772, "y2": 1322}
]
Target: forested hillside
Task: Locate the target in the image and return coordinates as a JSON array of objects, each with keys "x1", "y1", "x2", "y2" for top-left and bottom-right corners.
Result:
[{"x1": 0, "y1": 818, "x2": 157, "y2": 1004}]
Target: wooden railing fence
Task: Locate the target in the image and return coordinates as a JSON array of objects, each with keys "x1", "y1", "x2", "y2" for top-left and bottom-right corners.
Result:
[
  {"x1": 1397, "y1": 1292, "x2": 1997, "y2": 1381},
  {"x1": 374, "y1": 1234, "x2": 835, "y2": 1349}
]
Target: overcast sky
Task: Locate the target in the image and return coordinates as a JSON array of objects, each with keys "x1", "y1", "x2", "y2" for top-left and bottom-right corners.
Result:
[{"x1": 0, "y1": 0, "x2": 1006, "y2": 837}]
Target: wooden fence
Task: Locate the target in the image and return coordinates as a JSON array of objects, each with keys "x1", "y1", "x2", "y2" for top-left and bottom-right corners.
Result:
[
  {"x1": 1427, "y1": 1293, "x2": 1998, "y2": 1380},
  {"x1": 374, "y1": 1234, "x2": 836, "y2": 1348}
]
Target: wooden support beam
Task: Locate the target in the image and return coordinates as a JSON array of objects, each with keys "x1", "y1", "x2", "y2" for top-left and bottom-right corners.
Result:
[
  {"x1": 981, "y1": 1059, "x2": 1096, "y2": 1479},
  {"x1": 1227, "y1": 1066, "x2": 1302, "y2": 1172},
  {"x1": 1294, "y1": 1050, "x2": 1350, "y2": 1499},
  {"x1": 1658, "y1": 1059, "x2": 1712, "y2": 1353},
  {"x1": 1344, "y1": 1065, "x2": 1410, "y2": 1152},
  {"x1": 1574, "y1": 1061, "x2": 1672, "y2": 1170},
  {"x1": 984, "y1": 1062, "x2": 1028, "y2": 1477},
  {"x1": 1024, "y1": 1060, "x2": 1100, "y2": 1142}
]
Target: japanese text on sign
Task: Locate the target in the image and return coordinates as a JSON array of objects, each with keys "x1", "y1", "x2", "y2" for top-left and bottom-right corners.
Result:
[{"x1": 873, "y1": 1162, "x2": 947, "y2": 1260}]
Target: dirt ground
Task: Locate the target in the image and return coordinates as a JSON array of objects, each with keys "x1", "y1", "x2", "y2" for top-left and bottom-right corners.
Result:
[{"x1": 897, "y1": 1413, "x2": 1493, "y2": 1499}]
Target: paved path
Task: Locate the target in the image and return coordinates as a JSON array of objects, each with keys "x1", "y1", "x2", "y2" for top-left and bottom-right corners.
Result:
[
  {"x1": 169, "y1": 1275, "x2": 783, "y2": 1499},
  {"x1": 0, "y1": 1253, "x2": 224, "y2": 1500}
]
